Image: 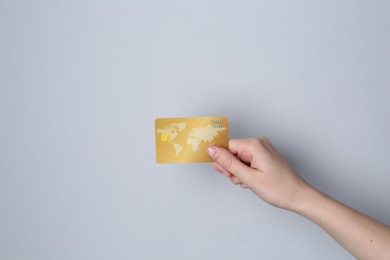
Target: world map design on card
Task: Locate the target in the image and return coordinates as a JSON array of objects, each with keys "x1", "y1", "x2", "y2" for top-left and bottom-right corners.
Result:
[{"x1": 155, "y1": 116, "x2": 229, "y2": 163}]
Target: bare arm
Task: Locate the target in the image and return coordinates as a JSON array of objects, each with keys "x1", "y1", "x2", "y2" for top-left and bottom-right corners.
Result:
[{"x1": 207, "y1": 138, "x2": 390, "y2": 260}]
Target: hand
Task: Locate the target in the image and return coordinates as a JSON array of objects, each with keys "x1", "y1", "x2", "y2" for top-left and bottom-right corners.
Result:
[
  {"x1": 207, "y1": 137, "x2": 310, "y2": 212},
  {"x1": 208, "y1": 138, "x2": 390, "y2": 260}
]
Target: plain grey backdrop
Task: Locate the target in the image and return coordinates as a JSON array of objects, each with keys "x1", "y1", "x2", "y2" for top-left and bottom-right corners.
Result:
[{"x1": 1, "y1": 0, "x2": 389, "y2": 259}]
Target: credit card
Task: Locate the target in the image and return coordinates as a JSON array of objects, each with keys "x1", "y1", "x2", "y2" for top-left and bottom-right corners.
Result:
[{"x1": 155, "y1": 116, "x2": 228, "y2": 163}]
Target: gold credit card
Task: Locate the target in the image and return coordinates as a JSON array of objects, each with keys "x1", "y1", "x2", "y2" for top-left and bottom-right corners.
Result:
[{"x1": 155, "y1": 116, "x2": 228, "y2": 163}]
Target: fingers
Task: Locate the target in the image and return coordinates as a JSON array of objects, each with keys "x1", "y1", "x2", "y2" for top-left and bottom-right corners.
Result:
[
  {"x1": 240, "y1": 184, "x2": 248, "y2": 189},
  {"x1": 213, "y1": 162, "x2": 243, "y2": 183},
  {"x1": 228, "y1": 138, "x2": 272, "y2": 170},
  {"x1": 229, "y1": 175, "x2": 242, "y2": 185},
  {"x1": 213, "y1": 162, "x2": 247, "y2": 187},
  {"x1": 208, "y1": 146, "x2": 255, "y2": 184},
  {"x1": 212, "y1": 162, "x2": 232, "y2": 177},
  {"x1": 228, "y1": 138, "x2": 260, "y2": 165}
]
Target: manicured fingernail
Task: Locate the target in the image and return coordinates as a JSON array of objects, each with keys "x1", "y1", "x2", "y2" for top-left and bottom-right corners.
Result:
[{"x1": 207, "y1": 146, "x2": 218, "y2": 160}]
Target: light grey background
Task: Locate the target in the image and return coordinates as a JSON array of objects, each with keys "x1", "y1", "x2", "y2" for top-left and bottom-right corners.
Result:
[{"x1": 1, "y1": 0, "x2": 389, "y2": 259}]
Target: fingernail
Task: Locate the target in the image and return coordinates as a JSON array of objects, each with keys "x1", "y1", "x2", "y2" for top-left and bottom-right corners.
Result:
[{"x1": 207, "y1": 146, "x2": 218, "y2": 160}]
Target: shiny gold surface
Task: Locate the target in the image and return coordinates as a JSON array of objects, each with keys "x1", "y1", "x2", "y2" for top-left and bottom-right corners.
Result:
[{"x1": 155, "y1": 116, "x2": 228, "y2": 163}]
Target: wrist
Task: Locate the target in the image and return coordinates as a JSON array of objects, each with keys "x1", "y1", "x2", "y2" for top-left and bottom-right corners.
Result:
[{"x1": 289, "y1": 183, "x2": 322, "y2": 216}]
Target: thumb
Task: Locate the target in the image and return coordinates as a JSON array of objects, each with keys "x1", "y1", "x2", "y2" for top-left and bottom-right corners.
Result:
[{"x1": 207, "y1": 146, "x2": 254, "y2": 184}]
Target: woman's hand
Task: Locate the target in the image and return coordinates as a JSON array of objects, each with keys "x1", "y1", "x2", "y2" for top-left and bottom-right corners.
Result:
[
  {"x1": 208, "y1": 137, "x2": 390, "y2": 260},
  {"x1": 207, "y1": 137, "x2": 310, "y2": 212}
]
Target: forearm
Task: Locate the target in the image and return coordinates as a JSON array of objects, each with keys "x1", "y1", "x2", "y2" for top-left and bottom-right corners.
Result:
[
  {"x1": 208, "y1": 140, "x2": 390, "y2": 259},
  {"x1": 294, "y1": 186, "x2": 390, "y2": 260}
]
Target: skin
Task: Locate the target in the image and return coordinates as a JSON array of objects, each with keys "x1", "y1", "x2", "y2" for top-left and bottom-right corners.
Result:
[{"x1": 207, "y1": 137, "x2": 390, "y2": 260}]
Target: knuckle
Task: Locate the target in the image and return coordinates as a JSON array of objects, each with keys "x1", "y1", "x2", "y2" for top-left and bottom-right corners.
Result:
[
  {"x1": 257, "y1": 136, "x2": 269, "y2": 143},
  {"x1": 255, "y1": 136, "x2": 271, "y2": 148},
  {"x1": 243, "y1": 138, "x2": 258, "y2": 149},
  {"x1": 220, "y1": 153, "x2": 234, "y2": 170},
  {"x1": 230, "y1": 177, "x2": 241, "y2": 185},
  {"x1": 219, "y1": 154, "x2": 233, "y2": 170},
  {"x1": 247, "y1": 138, "x2": 259, "y2": 145},
  {"x1": 245, "y1": 138, "x2": 263, "y2": 153},
  {"x1": 229, "y1": 139, "x2": 238, "y2": 145}
]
